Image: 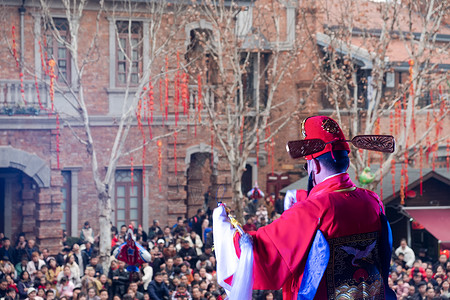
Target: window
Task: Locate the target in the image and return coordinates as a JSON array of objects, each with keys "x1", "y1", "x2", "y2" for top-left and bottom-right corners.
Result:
[
  {"x1": 115, "y1": 170, "x2": 142, "y2": 229},
  {"x1": 45, "y1": 18, "x2": 71, "y2": 84},
  {"x1": 116, "y1": 21, "x2": 142, "y2": 86},
  {"x1": 61, "y1": 171, "x2": 71, "y2": 235},
  {"x1": 240, "y1": 52, "x2": 270, "y2": 108}
]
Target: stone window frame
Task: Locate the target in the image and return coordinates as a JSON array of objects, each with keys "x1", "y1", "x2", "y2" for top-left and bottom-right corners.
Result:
[
  {"x1": 108, "y1": 17, "x2": 150, "y2": 90},
  {"x1": 33, "y1": 13, "x2": 77, "y2": 88}
]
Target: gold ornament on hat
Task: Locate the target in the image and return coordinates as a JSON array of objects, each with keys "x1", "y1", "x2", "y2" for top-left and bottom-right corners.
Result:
[
  {"x1": 321, "y1": 118, "x2": 340, "y2": 134},
  {"x1": 301, "y1": 118, "x2": 308, "y2": 138}
]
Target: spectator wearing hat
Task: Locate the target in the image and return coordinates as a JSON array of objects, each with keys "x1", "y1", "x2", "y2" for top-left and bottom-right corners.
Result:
[
  {"x1": 413, "y1": 281, "x2": 427, "y2": 300},
  {"x1": 24, "y1": 287, "x2": 43, "y2": 300},
  {"x1": 395, "y1": 238, "x2": 416, "y2": 269}
]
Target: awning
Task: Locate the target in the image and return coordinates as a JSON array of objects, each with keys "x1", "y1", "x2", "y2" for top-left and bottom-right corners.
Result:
[{"x1": 402, "y1": 206, "x2": 450, "y2": 249}]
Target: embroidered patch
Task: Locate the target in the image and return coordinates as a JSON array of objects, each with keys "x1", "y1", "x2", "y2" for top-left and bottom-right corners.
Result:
[
  {"x1": 325, "y1": 232, "x2": 384, "y2": 300},
  {"x1": 321, "y1": 118, "x2": 340, "y2": 134}
]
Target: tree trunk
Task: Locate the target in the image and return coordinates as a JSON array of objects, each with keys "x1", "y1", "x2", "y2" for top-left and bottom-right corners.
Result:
[
  {"x1": 98, "y1": 189, "x2": 112, "y2": 273},
  {"x1": 231, "y1": 164, "x2": 245, "y2": 224}
]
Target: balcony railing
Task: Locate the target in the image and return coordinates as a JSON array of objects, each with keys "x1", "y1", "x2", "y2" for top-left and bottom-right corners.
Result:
[{"x1": 0, "y1": 79, "x2": 50, "y2": 115}]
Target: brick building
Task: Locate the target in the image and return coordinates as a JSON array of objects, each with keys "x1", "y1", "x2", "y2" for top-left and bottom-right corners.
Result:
[{"x1": 0, "y1": 0, "x2": 448, "y2": 253}]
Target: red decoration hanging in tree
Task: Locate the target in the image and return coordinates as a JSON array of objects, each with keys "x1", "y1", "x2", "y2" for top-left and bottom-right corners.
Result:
[
  {"x1": 197, "y1": 74, "x2": 202, "y2": 123},
  {"x1": 181, "y1": 72, "x2": 189, "y2": 116},
  {"x1": 49, "y1": 59, "x2": 56, "y2": 111},
  {"x1": 147, "y1": 78, "x2": 154, "y2": 140},
  {"x1": 174, "y1": 52, "x2": 180, "y2": 127},
  {"x1": 165, "y1": 56, "x2": 169, "y2": 121},
  {"x1": 11, "y1": 25, "x2": 19, "y2": 67}
]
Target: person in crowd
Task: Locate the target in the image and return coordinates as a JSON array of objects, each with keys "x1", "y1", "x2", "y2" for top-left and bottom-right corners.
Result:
[
  {"x1": 6, "y1": 287, "x2": 19, "y2": 300},
  {"x1": 186, "y1": 231, "x2": 203, "y2": 256},
  {"x1": 111, "y1": 261, "x2": 128, "y2": 296},
  {"x1": 413, "y1": 281, "x2": 427, "y2": 300},
  {"x1": 433, "y1": 252, "x2": 449, "y2": 273},
  {"x1": 40, "y1": 248, "x2": 50, "y2": 263},
  {"x1": 0, "y1": 238, "x2": 16, "y2": 264},
  {"x1": 81, "y1": 266, "x2": 101, "y2": 295},
  {"x1": 149, "y1": 220, "x2": 163, "y2": 240},
  {"x1": 80, "y1": 221, "x2": 95, "y2": 244},
  {"x1": 190, "y1": 209, "x2": 205, "y2": 237},
  {"x1": 263, "y1": 196, "x2": 274, "y2": 219},
  {"x1": 26, "y1": 252, "x2": 45, "y2": 282},
  {"x1": 86, "y1": 287, "x2": 100, "y2": 300},
  {"x1": 46, "y1": 289, "x2": 56, "y2": 300},
  {"x1": 65, "y1": 254, "x2": 81, "y2": 281},
  {"x1": 148, "y1": 272, "x2": 170, "y2": 300},
  {"x1": 163, "y1": 243, "x2": 177, "y2": 261},
  {"x1": 395, "y1": 238, "x2": 416, "y2": 269},
  {"x1": 242, "y1": 215, "x2": 257, "y2": 232},
  {"x1": 86, "y1": 255, "x2": 103, "y2": 278},
  {"x1": 178, "y1": 240, "x2": 197, "y2": 269},
  {"x1": 36, "y1": 287, "x2": 45, "y2": 299},
  {"x1": 171, "y1": 283, "x2": 191, "y2": 300},
  {"x1": 72, "y1": 244, "x2": 89, "y2": 276},
  {"x1": 45, "y1": 257, "x2": 62, "y2": 288},
  {"x1": 128, "y1": 281, "x2": 144, "y2": 300},
  {"x1": 441, "y1": 280, "x2": 450, "y2": 298},
  {"x1": 24, "y1": 287, "x2": 43, "y2": 300},
  {"x1": 57, "y1": 276, "x2": 75, "y2": 298},
  {"x1": 17, "y1": 271, "x2": 32, "y2": 299},
  {"x1": 140, "y1": 261, "x2": 153, "y2": 293},
  {"x1": 98, "y1": 289, "x2": 108, "y2": 300},
  {"x1": 24, "y1": 240, "x2": 39, "y2": 261},
  {"x1": 97, "y1": 274, "x2": 111, "y2": 294},
  {"x1": 274, "y1": 194, "x2": 284, "y2": 216},
  {"x1": 0, "y1": 278, "x2": 8, "y2": 299},
  {"x1": 83, "y1": 242, "x2": 94, "y2": 260},
  {"x1": 57, "y1": 264, "x2": 81, "y2": 288},
  {"x1": 15, "y1": 257, "x2": 28, "y2": 279}
]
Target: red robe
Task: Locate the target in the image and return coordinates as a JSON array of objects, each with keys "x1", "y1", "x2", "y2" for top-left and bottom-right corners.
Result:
[{"x1": 236, "y1": 173, "x2": 384, "y2": 299}]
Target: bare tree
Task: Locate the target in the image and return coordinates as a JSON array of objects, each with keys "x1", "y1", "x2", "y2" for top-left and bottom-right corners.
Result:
[
  {"x1": 299, "y1": 0, "x2": 449, "y2": 192},
  {"x1": 36, "y1": 0, "x2": 189, "y2": 269},
  {"x1": 189, "y1": 0, "x2": 313, "y2": 221}
]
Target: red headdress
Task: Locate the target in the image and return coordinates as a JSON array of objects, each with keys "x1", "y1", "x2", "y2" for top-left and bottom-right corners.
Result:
[{"x1": 301, "y1": 116, "x2": 350, "y2": 160}]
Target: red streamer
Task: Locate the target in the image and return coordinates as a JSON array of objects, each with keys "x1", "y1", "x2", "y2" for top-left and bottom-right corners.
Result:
[
  {"x1": 165, "y1": 56, "x2": 169, "y2": 121},
  {"x1": 174, "y1": 52, "x2": 180, "y2": 126},
  {"x1": 197, "y1": 75, "x2": 202, "y2": 123},
  {"x1": 12, "y1": 26, "x2": 19, "y2": 67},
  {"x1": 446, "y1": 139, "x2": 450, "y2": 172}
]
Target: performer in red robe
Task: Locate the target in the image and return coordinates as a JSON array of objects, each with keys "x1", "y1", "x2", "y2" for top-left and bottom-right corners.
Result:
[{"x1": 214, "y1": 116, "x2": 395, "y2": 300}]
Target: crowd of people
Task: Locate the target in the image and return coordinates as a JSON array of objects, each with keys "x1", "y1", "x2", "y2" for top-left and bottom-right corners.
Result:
[
  {"x1": 389, "y1": 238, "x2": 450, "y2": 300},
  {"x1": 1, "y1": 200, "x2": 450, "y2": 300}
]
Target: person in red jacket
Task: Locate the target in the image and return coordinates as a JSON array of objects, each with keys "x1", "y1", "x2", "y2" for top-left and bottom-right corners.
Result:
[{"x1": 214, "y1": 116, "x2": 395, "y2": 300}]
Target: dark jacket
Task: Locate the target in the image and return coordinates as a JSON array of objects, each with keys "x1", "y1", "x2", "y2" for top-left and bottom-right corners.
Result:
[
  {"x1": 148, "y1": 280, "x2": 169, "y2": 300},
  {"x1": 111, "y1": 268, "x2": 129, "y2": 297}
]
